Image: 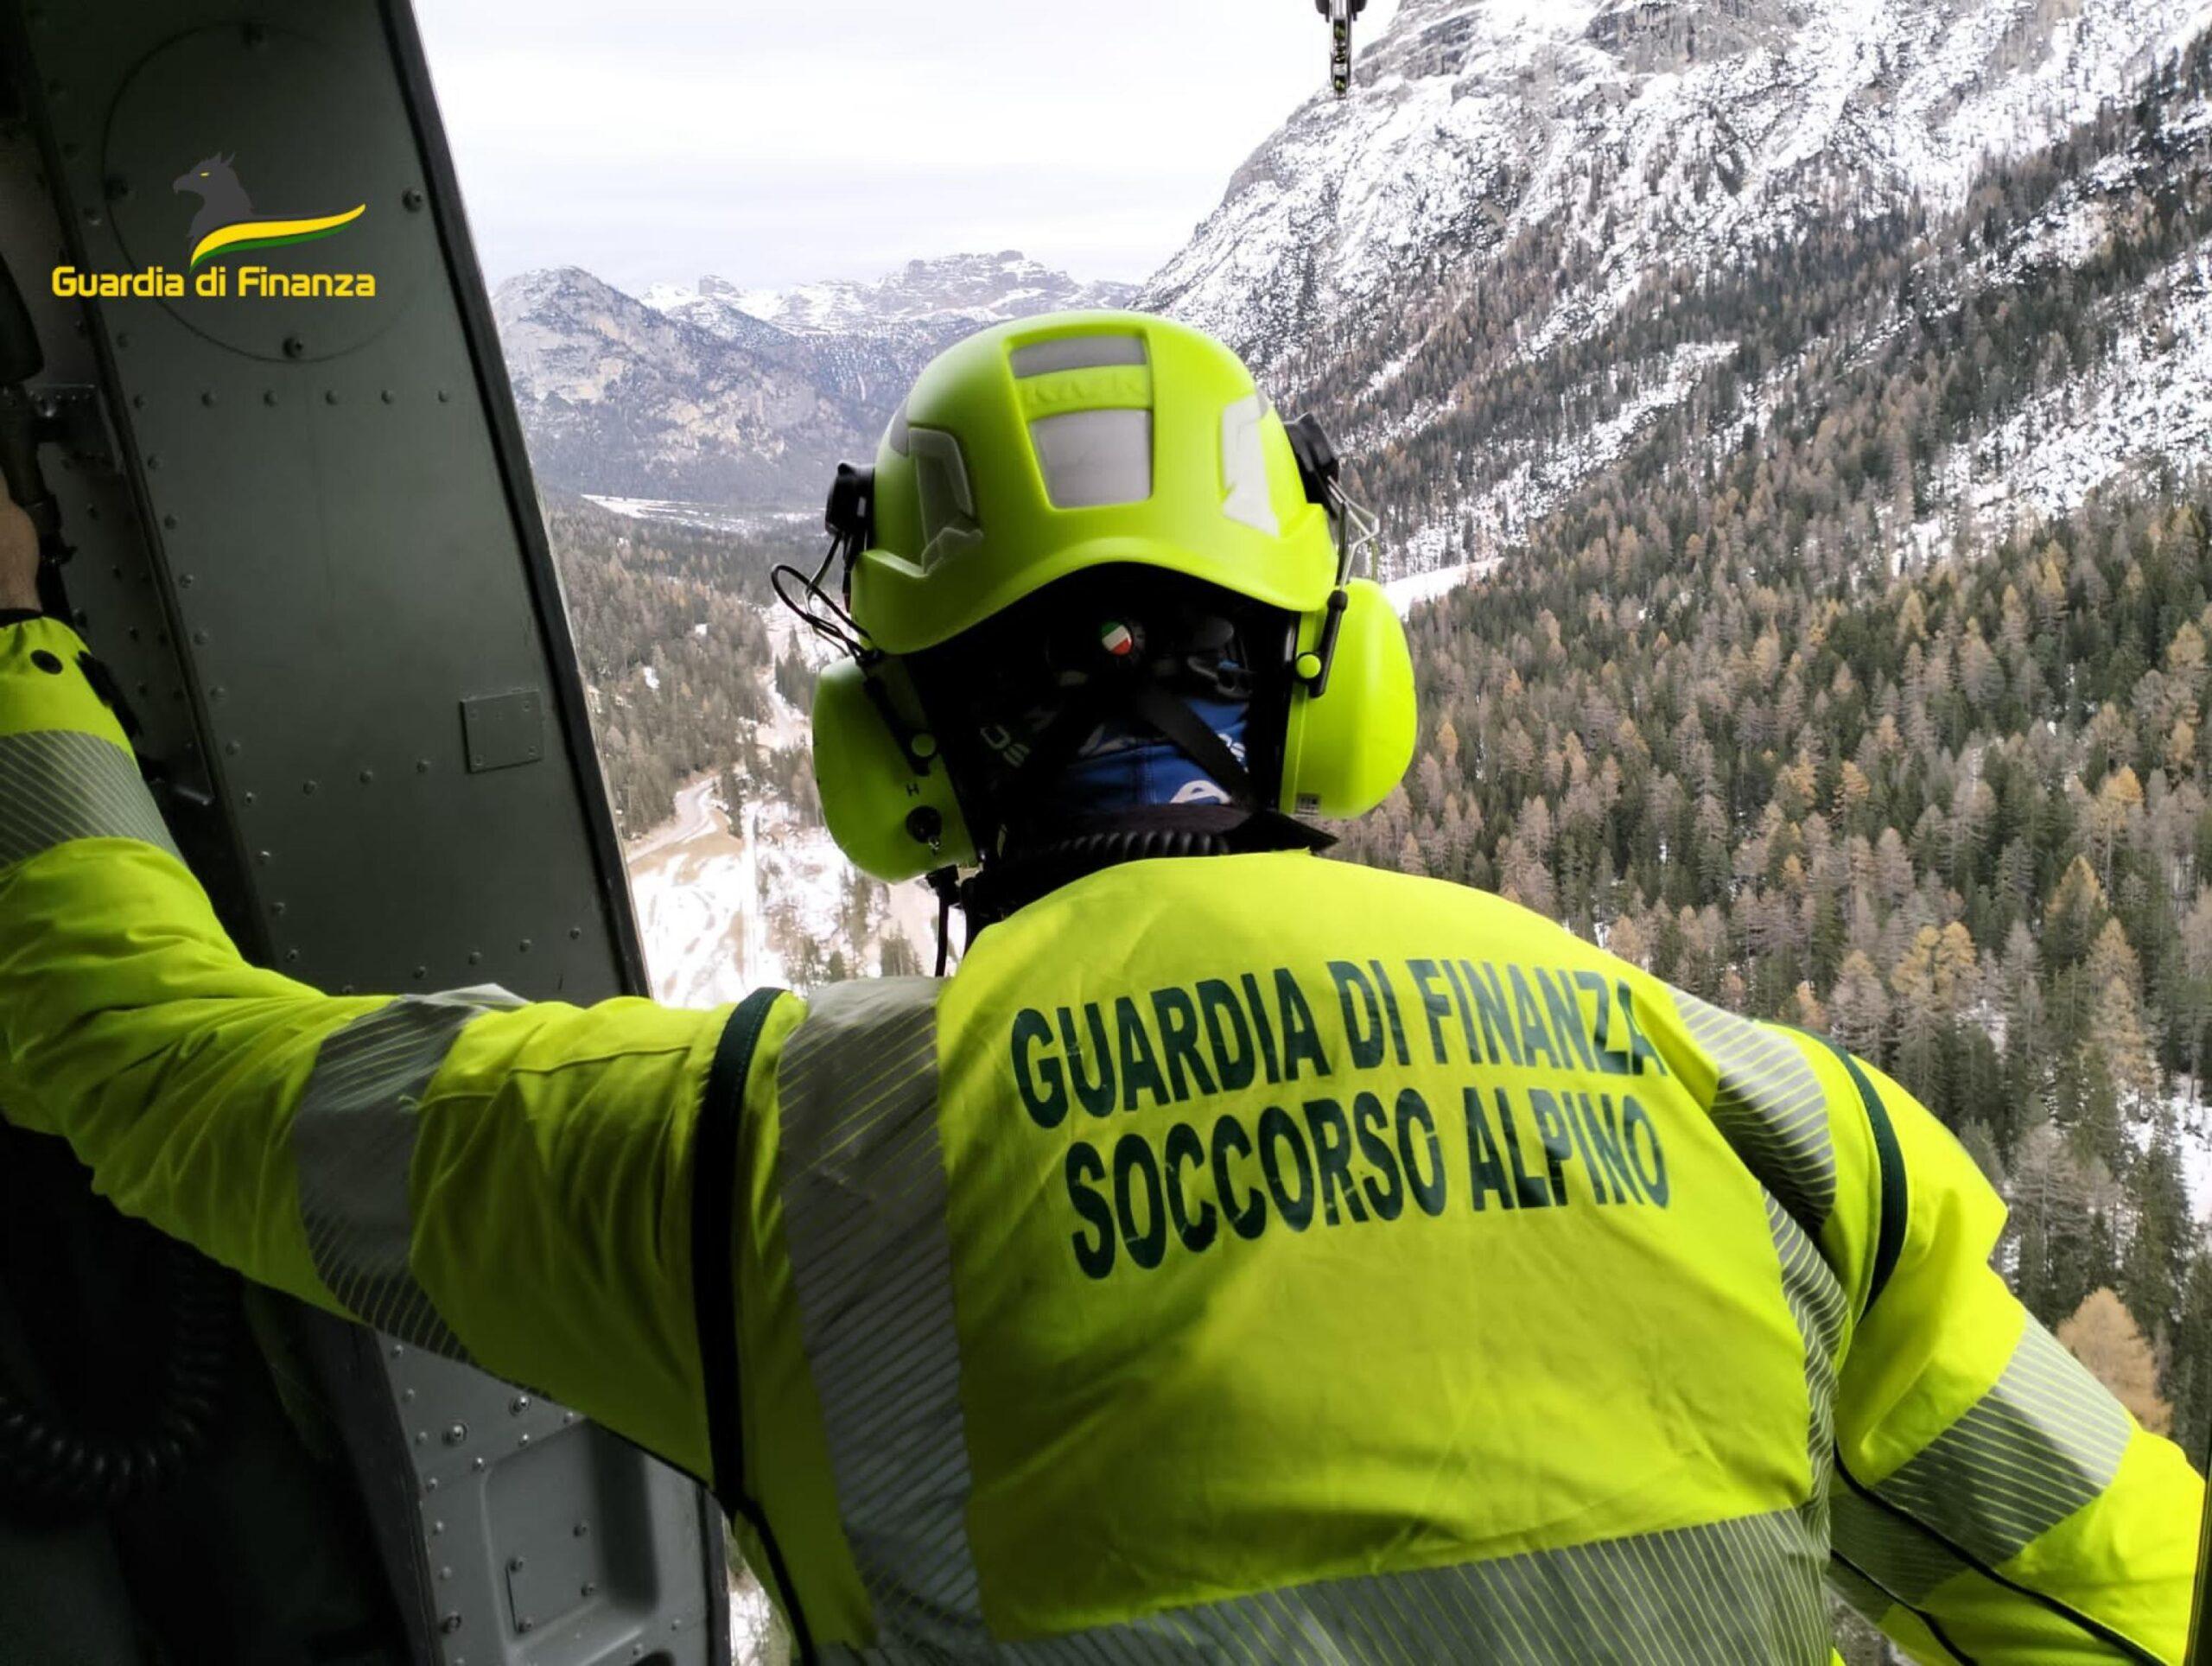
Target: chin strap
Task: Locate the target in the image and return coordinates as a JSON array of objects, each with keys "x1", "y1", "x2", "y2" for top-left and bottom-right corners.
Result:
[
  {"x1": 1116, "y1": 676, "x2": 1260, "y2": 805},
  {"x1": 926, "y1": 614, "x2": 1317, "y2": 962},
  {"x1": 976, "y1": 658, "x2": 1268, "y2": 843},
  {"x1": 925, "y1": 866, "x2": 962, "y2": 977}
]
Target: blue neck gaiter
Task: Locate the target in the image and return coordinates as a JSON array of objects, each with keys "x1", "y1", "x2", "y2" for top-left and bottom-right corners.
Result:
[{"x1": 1050, "y1": 693, "x2": 1252, "y2": 816}]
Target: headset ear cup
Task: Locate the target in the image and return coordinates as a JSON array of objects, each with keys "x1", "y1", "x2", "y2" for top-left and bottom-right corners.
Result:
[
  {"x1": 1278, "y1": 579, "x2": 1416, "y2": 820},
  {"x1": 812, "y1": 658, "x2": 977, "y2": 881}
]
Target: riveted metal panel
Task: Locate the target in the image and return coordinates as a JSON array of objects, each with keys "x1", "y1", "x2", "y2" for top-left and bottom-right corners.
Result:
[
  {"x1": 462, "y1": 689, "x2": 546, "y2": 774},
  {"x1": 14, "y1": 0, "x2": 645, "y2": 1004},
  {"x1": 388, "y1": 1339, "x2": 720, "y2": 1666},
  {"x1": 2, "y1": 3, "x2": 728, "y2": 1663},
  {"x1": 0, "y1": 115, "x2": 233, "y2": 895}
]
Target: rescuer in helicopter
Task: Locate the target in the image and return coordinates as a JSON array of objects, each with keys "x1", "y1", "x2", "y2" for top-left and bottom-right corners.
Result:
[{"x1": 0, "y1": 310, "x2": 2200, "y2": 1663}]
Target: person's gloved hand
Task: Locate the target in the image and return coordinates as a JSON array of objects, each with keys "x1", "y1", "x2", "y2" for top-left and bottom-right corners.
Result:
[{"x1": 0, "y1": 491, "x2": 37, "y2": 613}]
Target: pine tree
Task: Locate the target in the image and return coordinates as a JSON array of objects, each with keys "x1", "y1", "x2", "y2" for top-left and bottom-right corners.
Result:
[
  {"x1": 1891, "y1": 928, "x2": 1948, "y2": 1108},
  {"x1": 2177, "y1": 887, "x2": 2212, "y2": 1091},
  {"x1": 2168, "y1": 1254, "x2": 2212, "y2": 1461},
  {"x1": 2091, "y1": 974, "x2": 2162, "y2": 1114},
  {"x1": 1828, "y1": 950, "x2": 1891, "y2": 1062},
  {"x1": 2044, "y1": 859, "x2": 2108, "y2": 970},
  {"x1": 2120, "y1": 1125, "x2": 2195, "y2": 1344},
  {"x1": 880, "y1": 931, "x2": 924, "y2": 978},
  {"x1": 2011, "y1": 1122, "x2": 2120, "y2": 1326}
]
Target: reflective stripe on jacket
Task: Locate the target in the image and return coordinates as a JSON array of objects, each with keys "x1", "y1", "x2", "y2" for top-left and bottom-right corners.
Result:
[{"x1": 0, "y1": 614, "x2": 2200, "y2": 1663}]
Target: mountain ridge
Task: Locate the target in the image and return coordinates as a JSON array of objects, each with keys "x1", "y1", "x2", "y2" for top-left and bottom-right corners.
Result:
[
  {"x1": 493, "y1": 252, "x2": 1135, "y2": 506},
  {"x1": 1136, "y1": 0, "x2": 2212, "y2": 573},
  {"x1": 1147, "y1": 0, "x2": 2212, "y2": 366},
  {"x1": 646, "y1": 250, "x2": 1137, "y2": 338}
]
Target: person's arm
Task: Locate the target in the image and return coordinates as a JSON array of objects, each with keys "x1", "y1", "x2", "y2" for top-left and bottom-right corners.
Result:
[
  {"x1": 1802, "y1": 1039, "x2": 2202, "y2": 1663},
  {"x1": 1658, "y1": 975, "x2": 2200, "y2": 1660},
  {"x1": 0, "y1": 497, "x2": 770, "y2": 1483}
]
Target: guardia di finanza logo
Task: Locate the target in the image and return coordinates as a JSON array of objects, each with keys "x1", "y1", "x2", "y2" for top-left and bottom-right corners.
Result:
[{"x1": 51, "y1": 152, "x2": 373, "y2": 300}]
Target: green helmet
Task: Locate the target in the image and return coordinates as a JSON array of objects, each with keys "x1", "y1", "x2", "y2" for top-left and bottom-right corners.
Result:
[
  {"x1": 850, "y1": 310, "x2": 1338, "y2": 652},
  {"x1": 810, "y1": 309, "x2": 1416, "y2": 883}
]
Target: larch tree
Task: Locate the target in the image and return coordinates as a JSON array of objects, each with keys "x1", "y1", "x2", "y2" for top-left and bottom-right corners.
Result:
[{"x1": 2058, "y1": 1288, "x2": 2174, "y2": 1435}]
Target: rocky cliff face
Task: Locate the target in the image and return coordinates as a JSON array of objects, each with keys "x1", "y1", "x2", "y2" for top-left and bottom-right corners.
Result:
[
  {"x1": 1142, "y1": 0, "x2": 2212, "y2": 569},
  {"x1": 1150, "y1": 0, "x2": 2209, "y2": 366}
]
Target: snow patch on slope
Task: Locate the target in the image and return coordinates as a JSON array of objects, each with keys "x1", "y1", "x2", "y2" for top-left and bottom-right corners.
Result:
[
  {"x1": 1385, "y1": 560, "x2": 1492, "y2": 614},
  {"x1": 1149, "y1": 0, "x2": 2212, "y2": 388},
  {"x1": 2132, "y1": 1091, "x2": 2212, "y2": 1224},
  {"x1": 1972, "y1": 238, "x2": 2212, "y2": 517},
  {"x1": 623, "y1": 607, "x2": 944, "y2": 1004},
  {"x1": 1386, "y1": 339, "x2": 1738, "y2": 569}
]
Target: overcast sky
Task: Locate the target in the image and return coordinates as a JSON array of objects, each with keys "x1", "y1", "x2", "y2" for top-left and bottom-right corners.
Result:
[{"x1": 413, "y1": 0, "x2": 1400, "y2": 297}]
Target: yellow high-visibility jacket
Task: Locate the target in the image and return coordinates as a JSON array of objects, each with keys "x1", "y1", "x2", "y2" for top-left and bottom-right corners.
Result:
[{"x1": 0, "y1": 614, "x2": 2200, "y2": 1663}]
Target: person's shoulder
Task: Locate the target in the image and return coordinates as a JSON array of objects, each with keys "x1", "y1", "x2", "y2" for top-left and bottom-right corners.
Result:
[
  {"x1": 1189, "y1": 854, "x2": 1595, "y2": 946},
  {"x1": 1291, "y1": 854, "x2": 1559, "y2": 916},
  {"x1": 1010, "y1": 850, "x2": 1589, "y2": 951}
]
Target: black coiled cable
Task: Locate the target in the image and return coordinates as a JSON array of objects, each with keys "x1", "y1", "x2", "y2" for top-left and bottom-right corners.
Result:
[
  {"x1": 0, "y1": 1240, "x2": 235, "y2": 1518},
  {"x1": 956, "y1": 808, "x2": 1339, "y2": 938}
]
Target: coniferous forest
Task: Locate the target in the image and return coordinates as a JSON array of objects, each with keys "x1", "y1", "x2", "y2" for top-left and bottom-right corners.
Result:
[
  {"x1": 543, "y1": 497, "x2": 811, "y2": 830},
  {"x1": 1322, "y1": 44, "x2": 2212, "y2": 1464}
]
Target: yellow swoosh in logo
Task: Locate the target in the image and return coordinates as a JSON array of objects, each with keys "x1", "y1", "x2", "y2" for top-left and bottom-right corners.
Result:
[{"x1": 189, "y1": 204, "x2": 366, "y2": 269}]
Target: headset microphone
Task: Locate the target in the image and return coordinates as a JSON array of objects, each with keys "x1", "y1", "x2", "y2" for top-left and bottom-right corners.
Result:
[{"x1": 823, "y1": 462, "x2": 876, "y2": 576}]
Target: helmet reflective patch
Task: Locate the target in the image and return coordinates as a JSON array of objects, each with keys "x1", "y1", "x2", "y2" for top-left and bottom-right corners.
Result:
[
  {"x1": 1010, "y1": 334, "x2": 1147, "y2": 377},
  {"x1": 1221, "y1": 392, "x2": 1278, "y2": 535},
  {"x1": 1029, "y1": 409, "x2": 1154, "y2": 509},
  {"x1": 909, "y1": 426, "x2": 983, "y2": 569},
  {"x1": 884, "y1": 400, "x2": 911, "y2": 457}
]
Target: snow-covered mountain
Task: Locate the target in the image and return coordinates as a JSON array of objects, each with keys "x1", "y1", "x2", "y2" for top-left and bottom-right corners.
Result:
[
  {"x1": 647, "y1": 251, "x2": 1135, "y2": 339},
  {"x1": 1145, "y1": 0, "x2": 2212, "y2": 570},
  {"x1": 499, "y1": 3, "x2": 2212, "y2": 537},
  {"x1": 1150, "y1": 0, "x2": 2209, "y2": 365},
  {"x1": 493, "y1": 254, "x2": 1134, "y2": 507},
  {"x1": 495, "y1": 266, "x2": 866, "y2": 506}
]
